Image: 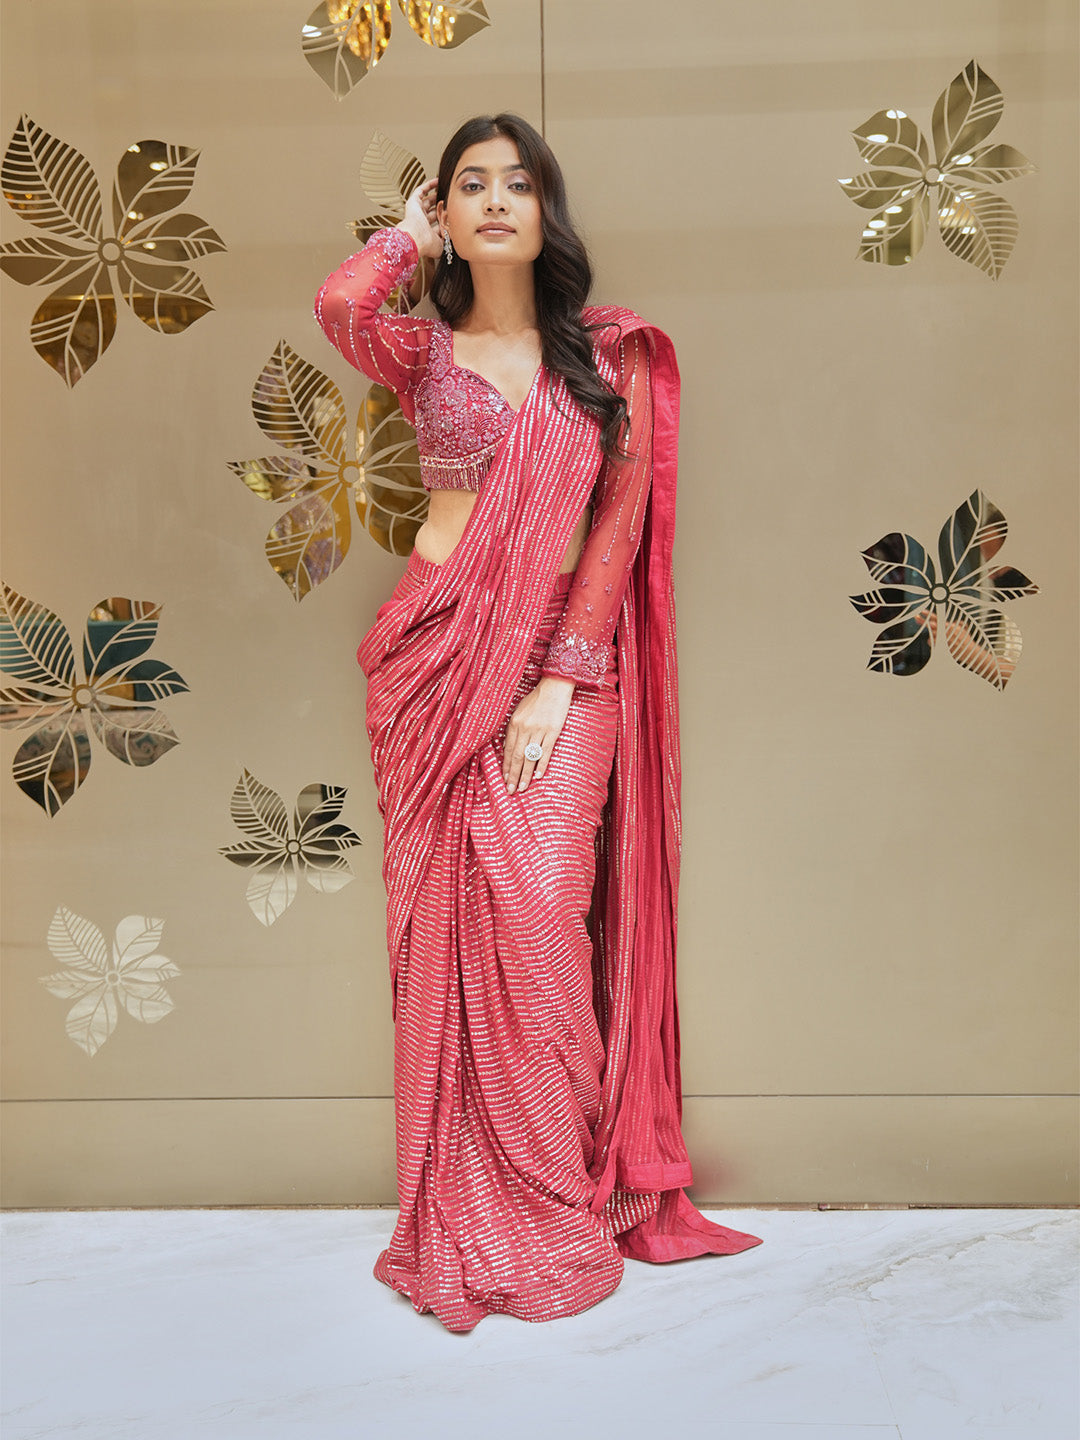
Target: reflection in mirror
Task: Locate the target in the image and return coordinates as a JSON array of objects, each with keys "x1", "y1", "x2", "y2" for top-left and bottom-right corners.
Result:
[
  {"x1": 230, "y1": 344, "x2": 425, "y2": 600},
  {"x1": 838, "y1": 59, "x2": 1036, "y2": 277},
  {"x1": 219, "y1": 771, "x2": 363, "y2": 926},
  {"x1": 0, "y1": 587, "x2": 188, "y2": 814},
  {"x1": 302, "y1": 0, "x2": 490, "y2": 99},
  {"x1": 0, "y1": 118, "x2": 224, "y2": 385},
  {"x1": 849, "y1": 489, "x2": 1039, "y2": 690}
]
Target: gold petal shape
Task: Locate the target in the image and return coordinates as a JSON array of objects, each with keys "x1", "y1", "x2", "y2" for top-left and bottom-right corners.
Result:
[
  {"x1": 2, "y1": 114, "x2": 102, "y2": 242},
  {"x1": 850, "y1": 109, "x2": 930, "y2": 171},
  {"x1": 1, "y1": 583, "x2": 75, "y2": 688},
  {"x1": 0, "y1": 685, "x2": 71, "y2": 731},
  {"x1": 229, "y1": 769, "x2": 291, "y2": 844},
  {"x1": 838, "y1": 168, "x2": 923, "y2": 212},
  {"x1": 932, "y1": 60, "x2": 1003, "y2": 171},
  {"x1": 398, "y1": 0, "x2": 490, "y2": 49},
  {"x1": 302, "y1": 0, "x2": 392, "y2": 99},
  {"x1": 0, "y1": 234, "x2": 94, "y2": 287},
  {"x1": 30, "y1": 262, "x2": 116, "y2": 386},
  {"x1": 118, "y1": 255, "x2": 214, "y2": 333},
  {"x1": 123, "y1": 211, "x2": 227, "y2": 264},
  {"x1": 937, "y1": 180, "x2": 1018, "y2": 279},
  {"x1": 303, "y1": 853, "x2": 355, "y2": 893},
  {"x1": 83, "y1": 598, "x2": 162, "y2": 684},
  {"x1": 266, "y1": 482, "x2": 353, "y2": 600},
  {"x1": 229, "y1": 454, "x2": 328, "y2": 504},
  {"x1": 864, "y1": 610, "x2": 938, "y2": 677},
  {"x1": 87, "y1": 704, "x2": 180, "y2": 767},
  {"x1": 113, "y1": 140, "x2": 202, "y2": 237},
  {"x1": 857, "y1": 187, "x2": 930, "y2": 267},
  {"x1": 354, "y1": 383, "x2": 426, "y2": 555},
  {"x1": 943, "y1": 596, "x2": 1022, "y2": 690},
  {"x1": 246, "y1": 860, "x2": 299, "y2": 927},
  {"x1": 937, "y1": 489, "x2": 1008, "y2": 582},
  {"x1": 358, "y1": 128, "x2": 426, "y2": 216},
  {"x1": 13, "y1": 711, "x2": 92, "y2": 816},
  {"x1": 948, "y1": 143, "x2": 1038, "y2": 187},
  {"x1": 251, "y1": 340, "x2": 348, "y2": 463}
]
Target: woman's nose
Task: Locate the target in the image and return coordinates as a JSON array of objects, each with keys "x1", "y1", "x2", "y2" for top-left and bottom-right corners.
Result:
[{"x1": 485, "y1": 187, "x2": 509, "y2": 211}]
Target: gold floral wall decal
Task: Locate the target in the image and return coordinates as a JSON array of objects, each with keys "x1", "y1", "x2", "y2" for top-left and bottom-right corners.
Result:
[
  {"x1": 219, "y1": 771, "x2": 363, "y2": 927},
  {"x1": 849, "y1": 490, "x2": 1039, "y2": 690},
  {"x1": 229, "y1": 340, "x2": 425, "y2": 599},
  {"x1": 0, "y1": 114, "x2": 225, "y2": 385},
  {"x1": 838, "y1": 59, "x2": 1036, "y2": 277},
  {"x1": 302, "y1": 0, "x2": 490, "y2": 99},
  {"x1": 41, "y1": 907, "x2": 179, "y2": 1057},
  {"x1": 0, "y1": 588, "x2": 189, "y2": 815},
  {"x1": 348, "y1": 130, "x2": 431, "y2": 309}
]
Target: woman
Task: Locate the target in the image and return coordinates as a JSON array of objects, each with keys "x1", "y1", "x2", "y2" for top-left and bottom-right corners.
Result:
[{"x1": 315, "y1": 112, "x2": 762, "y2": 1332}]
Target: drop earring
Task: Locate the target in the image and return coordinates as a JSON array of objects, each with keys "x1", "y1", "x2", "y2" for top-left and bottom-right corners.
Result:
[{"x1": 443, "y1": 230, "x2": 454, "y2": 265}]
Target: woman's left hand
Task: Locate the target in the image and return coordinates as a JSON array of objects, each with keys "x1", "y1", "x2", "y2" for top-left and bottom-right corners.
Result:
[{"x1": 502, "y1": 676, "x2": 575, "y2": 793}]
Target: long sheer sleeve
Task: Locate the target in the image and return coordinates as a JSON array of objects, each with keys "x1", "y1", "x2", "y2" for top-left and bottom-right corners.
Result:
[
  {"x1": 539, "y1": 328, "x2": 654, "y2": 691},
  {"x1": 313, "y1": 227, "x2": 430, "y2": 401}
]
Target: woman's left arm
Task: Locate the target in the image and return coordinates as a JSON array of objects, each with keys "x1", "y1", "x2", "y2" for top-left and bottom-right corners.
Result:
[
  {"x1": 502, "y1": 329, "x2": 654, "y2": 793},
  {"x1": 539, "y1": 328, "x2": 654, "y2": 690}
]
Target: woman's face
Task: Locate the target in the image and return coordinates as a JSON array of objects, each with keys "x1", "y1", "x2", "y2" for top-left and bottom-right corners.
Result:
[{"x1": 437, "y1": 134, "x2": 543, "y2": 268}]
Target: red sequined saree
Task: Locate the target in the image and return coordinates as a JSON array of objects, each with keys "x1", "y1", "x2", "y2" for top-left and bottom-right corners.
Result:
[{"x1": 356, "y1": 308, "x2": 762, "y2": 1331}]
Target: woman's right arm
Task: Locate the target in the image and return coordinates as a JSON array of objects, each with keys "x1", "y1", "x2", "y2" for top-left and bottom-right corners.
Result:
[{"x1": 313, "y1": 227, "x2": 428, "y2": 393}]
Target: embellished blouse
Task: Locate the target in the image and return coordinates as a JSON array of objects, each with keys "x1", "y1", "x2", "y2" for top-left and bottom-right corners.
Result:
[{"x1": 313, "y1": 227, "x2": 654, "y2": 690}]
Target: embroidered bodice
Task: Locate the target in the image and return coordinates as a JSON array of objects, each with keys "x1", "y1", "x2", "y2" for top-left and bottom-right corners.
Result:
[{"x1": 314, "y1": 227, "x2": 654, "y2": 688}]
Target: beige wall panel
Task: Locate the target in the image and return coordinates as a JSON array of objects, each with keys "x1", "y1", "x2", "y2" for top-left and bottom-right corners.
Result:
[
  {"x1": 683, "y1": 1097, "x2": 1080, "y2": 1207},
  {"x1": 545, "y1": 0, "x2": 1078, "y2": 1117},
  {"x1": 1, "y1": 1, "x2": 1076, "y2": 1207},
  {"x1": 0, "y1": 1099, "x2": 397, "y2": 1208},
  {"x1": 4, "y1": 1095, "x2": 1074, "y2": 1208}
]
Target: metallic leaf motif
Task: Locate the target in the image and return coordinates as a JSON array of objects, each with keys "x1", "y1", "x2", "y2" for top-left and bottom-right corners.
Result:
[
  {"x1": 849, "y1": 490, "x2": 1039, "y2": 690},
  {"x1": 1, "y1": 117, "x2": 225, "y2": 384},
  {"x1": 302, "y1": 0, "x2": 490, "y2": 100},
  {"x1": 0, "y1": 587, "x2": 189, "y2": 815},
  {"x1": 838, "y1": 60, "x2": 1036, "y2": 277},
  {"x1": 349, "y1": 130, "x2": 430, "y2": 310},
  {"x1": 229, "y1": 342, "x2": 425, "y2": 599},
  {"x1": 219, "y1": 772, "x2": 363, "y2": 926},
  {"x1": 40, "y1": 906, "x2": 180, "y2": 1057}
]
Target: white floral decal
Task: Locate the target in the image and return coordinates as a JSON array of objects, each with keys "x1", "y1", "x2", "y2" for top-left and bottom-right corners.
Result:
[{"x1": 40, "y1": 906, "x2": 180, "y2": 1057}]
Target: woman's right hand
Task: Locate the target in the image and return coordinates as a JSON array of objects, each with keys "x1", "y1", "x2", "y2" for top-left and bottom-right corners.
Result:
[{"x1": 397, "y1": 178, "x2": 443, "y2": 261}]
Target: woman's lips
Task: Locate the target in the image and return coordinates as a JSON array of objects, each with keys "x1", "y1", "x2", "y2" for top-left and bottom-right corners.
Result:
[{"x1": 478, "y1": 225, "x2": 514, "y2": 233}]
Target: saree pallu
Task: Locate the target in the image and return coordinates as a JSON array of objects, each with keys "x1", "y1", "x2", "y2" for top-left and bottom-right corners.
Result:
[{"x1": 358, "y1": 311, "x2": 762, "y2": 1331}]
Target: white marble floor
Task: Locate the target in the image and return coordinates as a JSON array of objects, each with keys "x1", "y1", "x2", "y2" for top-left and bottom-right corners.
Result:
[{"x1": 2, "y1": 1207, "x2": 1077, "y2": 1440}]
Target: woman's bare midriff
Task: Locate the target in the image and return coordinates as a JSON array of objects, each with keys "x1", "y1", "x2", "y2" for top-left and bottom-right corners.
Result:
[{"x1": 414, "y1": 490, "x2": 593, "y2": 573}]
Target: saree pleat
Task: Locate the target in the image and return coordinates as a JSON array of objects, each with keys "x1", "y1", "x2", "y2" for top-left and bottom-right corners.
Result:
[{"x1": 359, "y1": 317, "x2": 762, "y2": 1331}]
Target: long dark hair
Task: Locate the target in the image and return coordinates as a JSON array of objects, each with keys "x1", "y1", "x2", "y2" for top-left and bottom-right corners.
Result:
[{"x1": 431, "y1": 113, "x2": 629, "y2": 462}]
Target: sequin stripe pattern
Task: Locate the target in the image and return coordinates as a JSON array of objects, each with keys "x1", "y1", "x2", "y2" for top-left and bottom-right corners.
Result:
[
  {"x1": 312, "y1": 228, "x2": 428, "y2": 399},
  {"x1": 362, "y1": 373, "x2": 605, "y2": 1249},
  {"x1": 361, "y1": 314, "x2": 763, "y2": 1329},
  {"x1": 540, "y1": 328, "x2": 654, "y2": 685},
  {"x1": 372, "y1": 569, "x2": 633, "y2": 1329}
]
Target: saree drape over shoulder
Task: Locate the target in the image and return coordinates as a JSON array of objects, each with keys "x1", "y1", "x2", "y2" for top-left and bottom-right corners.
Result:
[{"x1": 316, "y1": 235, "x2": 761, "y2": 1332}]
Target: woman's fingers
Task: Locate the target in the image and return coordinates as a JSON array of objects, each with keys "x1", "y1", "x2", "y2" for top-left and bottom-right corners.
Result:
[{"x1": 503, "y1": 733, "x2": 549, "y2": 793}]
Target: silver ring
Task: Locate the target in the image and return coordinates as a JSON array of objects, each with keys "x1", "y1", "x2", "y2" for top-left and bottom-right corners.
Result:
[{"x1": 524, "y1": 741, "x2": 543, "y2": 762}]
